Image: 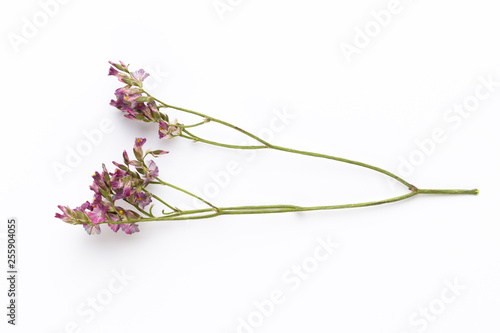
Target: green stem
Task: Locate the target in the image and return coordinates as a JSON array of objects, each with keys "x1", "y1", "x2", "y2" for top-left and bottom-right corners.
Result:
[
  {"x1": 155, "y1": 177, "x2": 219, "y2": 211},
  {"x1": 124, "y1": 198, "x2": 154, "y2": 218},
  {"x1": 119, "y1": 91, "x2": 479, "y2": 227},
  {"x1": 178, "y1": 120, "x2": 207, "y2": 128},
  {"x1": 180, "y1": 132, "x2": 266, "y2": 150},
  {"x1": 417, "y1": 188, "x2": 479, "y2": 195},
  {"x1": 105, "y1": 191, "x2": 419, "y2": 224},
  {"x1": 146, "y1": 94, "x2": 413, "y2": 189},
  {"x1": 111, "y1": 186, "x2": 477, "y2": 224},
  {"x1": 142, "y1": 189, "x2": 178, "y2": 212}
]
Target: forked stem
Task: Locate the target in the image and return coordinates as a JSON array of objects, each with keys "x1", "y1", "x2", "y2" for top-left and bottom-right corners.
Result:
[{"x1": 100, "y1": 91, "x2": 479, "y2": 225}]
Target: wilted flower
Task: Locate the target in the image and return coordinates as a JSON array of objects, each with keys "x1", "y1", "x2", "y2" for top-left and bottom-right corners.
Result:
[
  {"x1": 131, "y1": 192, "x2": 152, "y2": 209},
  {"x1": 109, "y1": 60, "x2": 129, "y2": 72},
  {"x1": 120, "y1": 223, "x2": 140, "y2": 235},
  {"x1": 158, "y1": 119, "x2": 182, "y2": 139},
  {"x1": 87, "y1": 203, "x2": 109, "y2": 225},
  {"x1": 108, "y1": 67, "x2": 129, "y2": 83},
  {"x1": 55, "y1": 205, "x2": 77, "y2": 224},
  {"x1": 55, "y1": 138, "x2": 169, "y2": 235},
  {"x1": 144, "y1": 160, "x2": 159, "y2": 185},
  {"x1": 148, "y1": 149, "x2": 169, "y2": 157},
  {"x1": 109, "y1": 61, "x2": 169, "y2": 125},
  {"x1": 133, "y1": 138, "x2": 147, "y2": 160},
  {"x1": 130, "y1": 69, "x2": 149, "y2": 87},
  {"x1": 83, "y1": 223, "x2": 101, "y2": 235}
]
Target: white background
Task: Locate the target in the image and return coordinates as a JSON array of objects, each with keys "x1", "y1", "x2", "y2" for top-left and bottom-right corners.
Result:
[{"x1": 1, "y1": 0, "x2": 499, "y2": 332}]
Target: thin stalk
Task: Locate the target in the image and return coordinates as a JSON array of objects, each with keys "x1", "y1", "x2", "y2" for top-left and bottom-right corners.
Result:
[
  {"x1": 180, "y1": 132, "x2": 266, "y2": 150},
  {"x1": 101, "y1": 184, "x2": 478, "y2": 225},
  {"x1": 155, "y1": 177, "x2": 219, "y2": 211},
  {"x1": 417, "y1": 189, "x2": 479, "y2": 195},
  {"x1": 177, "y1": 121, "x2": 207, "y2": 128},
  {"x1": 124, "y1": 198, "x2": 154, "y2": 218},
  {"x1": 105, "y1": 191, "x2": 419, "y2": 224},
  {"x1": 146, "y1": 94, "x2": 414, "y2": 189},
  {"x1": 142, "y1": 189, "x2": 178, "y2": 212}
]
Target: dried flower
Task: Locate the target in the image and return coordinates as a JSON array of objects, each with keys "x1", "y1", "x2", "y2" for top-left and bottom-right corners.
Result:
[
  {"x1": 159, "y1": 119, "x2": 182, "y2": 139},
  {"x1": 130, "y1": 69, "x2": 149, "y2": 87},
  {"x1": 55, "y1": 138, "x2": 169, "y2": 235},
  {"x1": 144, "y1": 160, "x2": 159, "y2": 185}
]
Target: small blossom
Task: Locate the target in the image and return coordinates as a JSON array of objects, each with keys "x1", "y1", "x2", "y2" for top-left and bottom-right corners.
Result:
[
  {"x1": 114, "y1": 87, "x2": 143, "y2": 102},
  {"x1": 149, "y1": 149, "x2": 169, "y2": 157},
  {"x1": 108, "y1": 66, "x2": 119, "y2": 76},
  {"x1": 108, "y1": 223, "x2": 120, "y2": 232},
  {"x1": 109, "y1": 65, "x2": 163, "y2": 123},
  {"x1": 147, "y1": 102, "x2": 160, "y2": 121},
  {"x1": 56, "y1": 138, "x2": 169, "y2": 235},
  {"x1": 144, "y1": 160, "x2": 159, "y2": 184},
  {"x1": 123, "y1": 150, "x2": 130, "y2": 165},
  {"x1": 120, "y1": 223, "x2": 140, "y2": 235},
  {"x1": 108, "y1": 66, "x2": 129, "y2": 83},
  {"x1": 87, "y1": 203, "x2": 108, "y2": 225},
  {"x1": 107, "y1": 210, "x2": 124, "y2": 232},
  {"x1": 55, "y1": 205, "x2": 74, "y2": 223},
  {"x1": 110, "y1": 87, "x2": 149, "y2": 121},
  {"x1": 142, "y1": 102, "x2": 160, "y2": 122},
  {"x1": 129, "y1": 160, "x2": 142, "y2": 167},
  {"x1": 83, "y1": 223, "x2": 101, "y2": 235},
  {"x1": 131, "y1": 192, "x2": 152, "y2": 209},
  {"x1": 133, "y1": 138, "x2": 147, "y2": 160},
  {"x1": 116, "y1": 86, "x2": 143, "y2": 96},
  {"x1": 91, "y1": 166, "x2": 111, "y2": 193},
  {"x1": 109, "y1": 60, "x2": 129, "y2": 72},
  {"x1": 115, "y1": 177, "x2": 134, "y2": 200},
  {"x1": 159, "y1": 119, "x2": 182, "y2": 139},
  {"x1": 123, "y1": 106, "x2": 141, "y2": 120},
  {"x1": 124, "y1": 210, "x2": 141, "y2": 220},
  {"x1": 112, "y1": 161, "x2": 128, "y2": 172},
  {"x1": 91, "y1": 193, "x2": 102, "y2": 208},
  {"x1": 76, "y1": 201, "x2": 91, "y2": 212}
]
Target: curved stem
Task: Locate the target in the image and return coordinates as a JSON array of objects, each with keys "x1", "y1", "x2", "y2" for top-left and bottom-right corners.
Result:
[
  {"x1": 146, "y1": 94, "x2": 413, "y2": 189},
  {"x1": 142, "y1": 189, "x2": 178, "y2": 212},
  {"x1": 155, "y1": 177, "x2": 219, "y2": 211},
  {"x1": 103, "y1": 184, "x2": 477, "y2": 225},
  {"x1": 147, "y1": 96, "x2": 270, "y2": 147},
  {"x1": 105, "y1": 191, "x2": 419, "y2": 224},
  {"x1": 180, "y1": 132, "x2": 266, "y2": 150},
  {"x1": 178, "y1": 120, "x2": 207, "y2": 128},
  {"x1": 124, "y1": 198, "x2": 154, "y2": 218}
]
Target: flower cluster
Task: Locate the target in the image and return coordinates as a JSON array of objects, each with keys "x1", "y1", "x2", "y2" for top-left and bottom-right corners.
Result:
[
  {"x1": 55, "y1": 138, "x2": 168, "y2": 235},
  {"x1": 108, "y1": 61, "x2": 182, "y2": 139}
]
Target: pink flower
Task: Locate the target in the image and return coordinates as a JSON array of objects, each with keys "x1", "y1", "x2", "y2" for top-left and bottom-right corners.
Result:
[
  {"x1": 55, "y1": 206, "x2": 74, "y2": 223},
  {"x1": 83, "y1": 224, "x2": 101, "y2": 235},
  {"x1": 56, "y1": 138, "x2": 170, "y2": 235},
  {"x1": 144, "y1": 160, "x2": 159, "y2": 185},
  {"x1": 158, "y1": 119, "x2": 182, "y2": 139},
  {"x1": 131, "y1": 69, "x2": 150, "y2": 86},
  {"x1": 87, "y1": 203, "x2": 108, "y2": 225},
  {"x1": 120, "y1": 223, "x2": 140, "y2": 235},
  {"x1": 131, "y1": 192, "x2": 152, "y2": 209},
  {"x1": 133, "y1": 138, "x2": 147, "y2": 160},
  {"x1": 149, "y1": 149, "x2": 169, "y2": 157},
  {"x1": 108, "y1": 223, "x2": 120, "y2": 233},
  {"x1": 108, "y1": 67, "x2": 129, "y2": 83},
  {"x1": 109, "y1": 60, "x2": 129, "y2": 72}
]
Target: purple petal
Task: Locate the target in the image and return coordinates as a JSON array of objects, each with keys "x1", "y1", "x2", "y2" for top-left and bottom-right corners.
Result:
[
  {"x1": 131, "y1": 69, "x2": 150, "y2": 83},
  {"x1": 108, "y1": 223, "x2": 120, "y2": 232},
  {"x1": 120, "y1": 223, "x2": 140, "y2": 235},
  {"x1": 83, "y1": 224, "x2": 101, "y2": 235}
]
